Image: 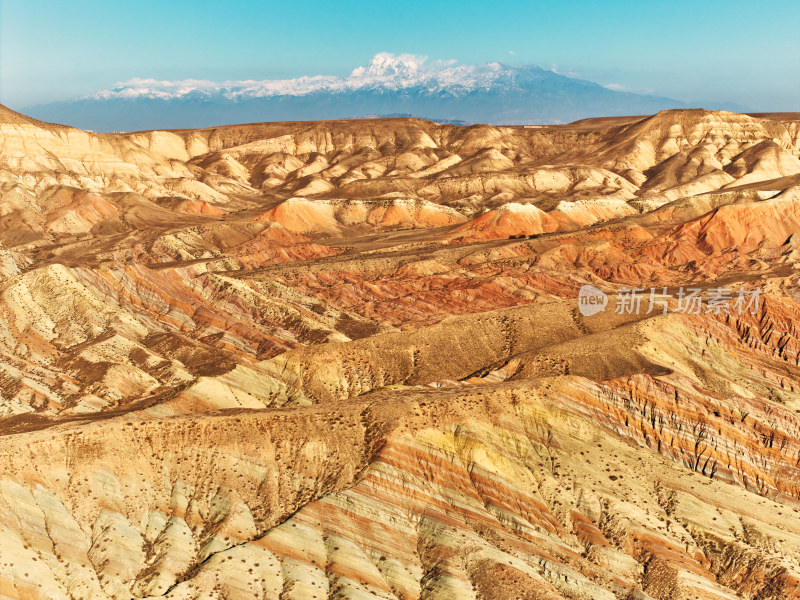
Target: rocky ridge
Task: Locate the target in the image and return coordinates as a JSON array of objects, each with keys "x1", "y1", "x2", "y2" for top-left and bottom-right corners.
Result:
[{"x1": 0, "y1": 105, "x2": 800, "y2": 599}]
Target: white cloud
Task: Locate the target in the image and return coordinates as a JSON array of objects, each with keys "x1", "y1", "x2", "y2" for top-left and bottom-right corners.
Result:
[
  {"x1": 604, "y1": 83, "x2": 656, "y2": 95},
  {"x1": 551, "y1": 64, "x2": 579, "y2": 78}
]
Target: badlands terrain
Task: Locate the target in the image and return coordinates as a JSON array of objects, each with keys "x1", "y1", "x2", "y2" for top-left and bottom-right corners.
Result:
[{"x1": 0, "y1": 104, "x2": 800, "y2": 599}]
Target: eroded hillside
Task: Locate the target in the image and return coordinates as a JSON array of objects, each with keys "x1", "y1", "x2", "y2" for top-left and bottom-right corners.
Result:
[{"x1": 1, "y1": 105, "x2": 800, "y2": 599}]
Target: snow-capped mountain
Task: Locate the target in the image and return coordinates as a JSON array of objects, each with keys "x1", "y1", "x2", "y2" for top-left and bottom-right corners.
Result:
[
  {"x1": 87, "y1": 54, "x2": 561, "y2": 99},
  {"x1": 25, "y1": 53, "x2": 690, "y2": 131}
]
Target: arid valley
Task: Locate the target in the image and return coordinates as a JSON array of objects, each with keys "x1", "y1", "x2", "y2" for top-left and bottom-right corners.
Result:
[{"x1": 0, "y1": 104, "x2": 800, "y2": 599}]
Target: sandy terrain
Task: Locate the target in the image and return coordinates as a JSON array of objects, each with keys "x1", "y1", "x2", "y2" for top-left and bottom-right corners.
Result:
[{"x1": 0, "y1": 105, "x2": 799, "y2": 599}]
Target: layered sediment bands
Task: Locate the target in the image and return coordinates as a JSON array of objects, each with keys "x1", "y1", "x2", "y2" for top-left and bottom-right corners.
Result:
[
  {"x1": 2, "y1": 384, "x2": 798, "y2": 600},
  {"x1": 0, "y1": 402, "x2": 392, "y2": 598},
  {"x1": 1, "y1": 105, "x2": 800, "y2": 598}
]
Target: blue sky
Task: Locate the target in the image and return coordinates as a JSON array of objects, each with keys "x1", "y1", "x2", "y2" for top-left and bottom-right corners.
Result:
[{"x1": 1, "y1": 0, "x2": 798, "y2": 110}]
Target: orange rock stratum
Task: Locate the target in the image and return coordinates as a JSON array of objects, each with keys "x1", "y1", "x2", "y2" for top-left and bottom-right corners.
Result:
[{"x1": 1, "y1": 104, "x2": 800, "y2": 599}]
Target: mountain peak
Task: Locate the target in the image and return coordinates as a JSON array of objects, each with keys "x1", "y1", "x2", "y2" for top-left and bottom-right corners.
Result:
[
  {"x1": 351, "y1": 52, "x2": 428, "y2": 79},
  {"x1": 80, "y1": 53, "x2": 552, "y2": 101},
  {"x1": 24, "y1": 53, "x2": 689, "y2": 131}
]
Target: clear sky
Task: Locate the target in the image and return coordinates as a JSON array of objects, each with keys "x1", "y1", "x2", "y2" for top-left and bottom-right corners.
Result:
[{"x1": 1, "y1": 0, "x2": 798, "y2": 110}]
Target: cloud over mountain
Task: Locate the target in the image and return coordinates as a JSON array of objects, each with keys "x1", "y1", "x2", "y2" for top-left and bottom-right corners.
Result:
[
  {"x1": 88, "y1": 53, "x2": 551, "y2": 100},
  {"x1": 27, "y1": 53, "x2": 689, "y2": 131}
]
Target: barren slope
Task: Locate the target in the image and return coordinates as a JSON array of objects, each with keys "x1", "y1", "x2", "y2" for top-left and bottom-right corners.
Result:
[{"x1": 0, "y1": 105, "x2": 800, "y2": 599}]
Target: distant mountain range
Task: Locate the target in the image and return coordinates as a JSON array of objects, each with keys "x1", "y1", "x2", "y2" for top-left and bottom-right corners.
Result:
[{"x1": 23, "y1": 52, "x2": 725, "y2": 131}]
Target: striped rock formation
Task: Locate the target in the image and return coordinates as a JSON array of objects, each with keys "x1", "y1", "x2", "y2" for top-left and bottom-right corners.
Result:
[{"x1": 0, "y1": 104, "x2": 800, "y2": 599}]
